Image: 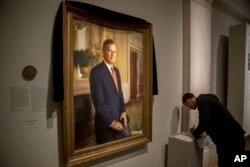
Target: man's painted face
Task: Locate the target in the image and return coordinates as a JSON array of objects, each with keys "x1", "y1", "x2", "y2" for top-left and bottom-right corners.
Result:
[
  {"x1": 184, "y1": 98, "x2": 197, "y2": 110},
  {"x1": 103, "y1": 43, "x2": 116, "y2": 65}
]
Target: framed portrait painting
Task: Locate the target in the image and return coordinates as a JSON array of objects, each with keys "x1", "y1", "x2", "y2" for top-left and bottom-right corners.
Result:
[{"x1": 60, "y1": 1, "x2": 153, "y2": 166}]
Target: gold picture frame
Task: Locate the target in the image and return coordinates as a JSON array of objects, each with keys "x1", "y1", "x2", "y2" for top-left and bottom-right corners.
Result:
[{"x1": 62, "y1": 1, "x2": 153, "y2": 166}]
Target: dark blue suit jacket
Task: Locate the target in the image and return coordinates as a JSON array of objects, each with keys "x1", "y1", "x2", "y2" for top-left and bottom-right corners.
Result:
[{"x1": 90, "y1": 61, "x2": 126, "y2": 144}]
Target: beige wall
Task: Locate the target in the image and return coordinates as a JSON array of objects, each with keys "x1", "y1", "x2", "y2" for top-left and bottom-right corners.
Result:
[
  {"x1": 211, "y1": 0, "x2": 250, "y2": 103},
  {"x1": 0, "y1": 0, "x2": 183, "y2": 166}
]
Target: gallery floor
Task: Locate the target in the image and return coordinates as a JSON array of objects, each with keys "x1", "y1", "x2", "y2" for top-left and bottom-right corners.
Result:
[{"x1": 208, "y1": 135, "x2": 250, "y2": 167}]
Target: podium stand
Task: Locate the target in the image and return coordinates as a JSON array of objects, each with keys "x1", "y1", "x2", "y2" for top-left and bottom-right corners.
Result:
[{"x1": 167, "y1": 134, "x2": 203, "y2": 167}]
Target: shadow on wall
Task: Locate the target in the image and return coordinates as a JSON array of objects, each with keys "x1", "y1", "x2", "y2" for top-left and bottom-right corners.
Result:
[{"x1": 170, "y1": 106, "x2": 180, "y2": 135}]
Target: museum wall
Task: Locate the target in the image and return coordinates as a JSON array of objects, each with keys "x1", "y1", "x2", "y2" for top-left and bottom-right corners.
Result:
[
  {"x1": 211, "y1": 0, "x2": 250, "y2": 104},
  {"x1": 0, "y1": 0, "x2": 249, "y2": 167},
  {"x1": 0, "y1": 0, "x2": 183, "y2": 167}
]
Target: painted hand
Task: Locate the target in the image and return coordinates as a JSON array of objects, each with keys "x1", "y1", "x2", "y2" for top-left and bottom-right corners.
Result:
[
  {"x1": 120, "y1": 112, "x2": 127, "y2": 127},
  {"x1": 110, "y1": 120, "x2": 123, "y2": 131}
]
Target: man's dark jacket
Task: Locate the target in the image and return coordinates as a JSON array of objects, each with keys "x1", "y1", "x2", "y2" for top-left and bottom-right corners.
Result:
[{"x1": 193, "y1": 94, "x2": 245, "y2": 147}]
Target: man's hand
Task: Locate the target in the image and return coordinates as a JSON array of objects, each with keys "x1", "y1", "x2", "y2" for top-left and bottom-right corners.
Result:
[
  {"x1": 110, "y1": 120, "x2": 123, "y2": 131},
  {"x1": 189, "y1": 126, "x2": 197, "y2": 140},
  {"x1": 120, "y1": 112, "x2": 127, "y2": 127},
  {"x1": 190, "y1": 126, "x2": 195, "y2": 135}
]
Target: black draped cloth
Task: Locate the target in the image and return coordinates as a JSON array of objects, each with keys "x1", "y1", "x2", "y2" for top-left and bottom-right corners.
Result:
[{"x1": 53, "y1": 1, "x2": 158, "y2": 102}]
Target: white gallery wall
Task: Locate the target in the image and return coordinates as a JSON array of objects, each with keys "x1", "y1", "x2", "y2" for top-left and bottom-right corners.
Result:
[
  {"x1": 211, "y1": 0, "x2": 249, "y2": 104},
  {"x1": 182, "y1": 0, "x2": 212, "y2": 131},
  {"x1": 0, "y1": 0, "x2": 64, "y2": 167},
  {"x1": 0, "y1": 0, "x2": 183, "y2": 167}
]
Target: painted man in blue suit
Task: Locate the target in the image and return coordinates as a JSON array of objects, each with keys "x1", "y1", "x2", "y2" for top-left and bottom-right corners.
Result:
[{"x1": 90, "y1": 39, "x2": 127, "y2": 144}]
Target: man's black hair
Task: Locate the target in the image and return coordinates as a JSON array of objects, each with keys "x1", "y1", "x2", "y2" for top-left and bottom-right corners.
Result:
[{"x1": 182, "y1": 93, "x2": 195, "y2": 103}]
